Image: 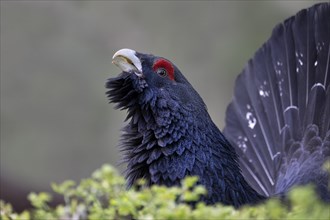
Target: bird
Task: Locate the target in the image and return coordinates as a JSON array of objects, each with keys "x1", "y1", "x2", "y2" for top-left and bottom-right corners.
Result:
[{"x1": 106, "y1": 3, "x2": 330, "y2": 207}]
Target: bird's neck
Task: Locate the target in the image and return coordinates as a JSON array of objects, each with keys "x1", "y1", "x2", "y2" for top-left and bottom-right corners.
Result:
[{"x1": 122, "y1": 101, "x2": 264, "y2": 207}]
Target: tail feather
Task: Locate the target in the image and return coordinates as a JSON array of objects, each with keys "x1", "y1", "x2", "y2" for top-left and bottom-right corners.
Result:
[
  {"x1": 224, "y1": 3, "x2": 330, "y2": 197},
  {"x1": 291, "y1": 7, "x2": 317, "y2": 133},
  {"x1": 321, "y1": 86, "x2": 330, "y2": 137},
  {"x1": 314, "y1": 6, "x2": 330, "y2": 88},
  {"x1": 304, "y1": 85, "x2": 326, "y2": 134}
]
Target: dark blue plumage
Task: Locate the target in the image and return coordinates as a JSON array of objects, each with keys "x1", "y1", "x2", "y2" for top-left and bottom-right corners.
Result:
[
  {"x1": 224, "y1": 3, "x2": 330, "y2": 201},
  {"x1": 107, "y1": 3, "x2": 330, "y2": 207}
]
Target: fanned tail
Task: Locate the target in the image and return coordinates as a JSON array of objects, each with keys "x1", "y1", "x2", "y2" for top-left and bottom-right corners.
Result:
[{"x1": 223, "y1": 3, "x2": 330, "y2": 198}]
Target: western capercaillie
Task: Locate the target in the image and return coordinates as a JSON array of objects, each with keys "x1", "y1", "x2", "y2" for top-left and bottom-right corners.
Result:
[{"x1": 106, "y1": 3, "x2": 330, "y2": 207}]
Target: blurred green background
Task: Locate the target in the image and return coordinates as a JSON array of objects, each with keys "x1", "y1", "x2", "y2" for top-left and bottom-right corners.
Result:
[{"x1": 0, "y1": 1, "x2": 322, "y2": 210}]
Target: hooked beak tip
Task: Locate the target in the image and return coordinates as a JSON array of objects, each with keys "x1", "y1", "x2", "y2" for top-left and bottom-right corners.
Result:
[{"x1": 112, "y1": 48, "x2": 143, "y2": 75}]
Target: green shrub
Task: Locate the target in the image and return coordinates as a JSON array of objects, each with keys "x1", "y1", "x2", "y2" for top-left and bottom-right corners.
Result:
[{"x1": 1, "y1": 163, "x2": 330, "y2": 220}]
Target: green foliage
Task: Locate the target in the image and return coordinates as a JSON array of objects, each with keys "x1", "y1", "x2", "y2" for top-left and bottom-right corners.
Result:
[{"x1": 1, "y1": 163, "x2": 330, "y2": 220}]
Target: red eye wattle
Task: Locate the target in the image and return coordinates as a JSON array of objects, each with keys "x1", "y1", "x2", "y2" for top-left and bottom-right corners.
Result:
[{"x1": 152, "y1": 59, "x2": 175, "y2": 81}]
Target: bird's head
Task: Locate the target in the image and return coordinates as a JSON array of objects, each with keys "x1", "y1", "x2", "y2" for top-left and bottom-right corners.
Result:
[{"x1": 106, "y1": 48, "x2": 206, "y2": 114}]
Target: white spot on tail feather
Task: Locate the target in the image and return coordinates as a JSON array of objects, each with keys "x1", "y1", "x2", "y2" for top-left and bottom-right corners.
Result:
[
  {"x1": 246, "y1": 112, "x2": 257, "y2": 129},
  {"x1": 311, "y1": 83, "x2": 325, "y2": 90},
  {"x1": 237, "y1": 136, "x2": 248, "y2": 153}
]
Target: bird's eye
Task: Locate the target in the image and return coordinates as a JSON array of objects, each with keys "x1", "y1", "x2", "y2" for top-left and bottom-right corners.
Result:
[
  {"x1": 156, "y1": 68, "x2": 167, "y2": 77},
  {"x1": 153, "y1": 59, "x2": 174, "y2": 80}
]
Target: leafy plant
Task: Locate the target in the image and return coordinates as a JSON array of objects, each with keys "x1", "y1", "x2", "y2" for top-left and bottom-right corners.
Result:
[{"x1": 1, "y1": 163, "x2": 330, "y2": 220}]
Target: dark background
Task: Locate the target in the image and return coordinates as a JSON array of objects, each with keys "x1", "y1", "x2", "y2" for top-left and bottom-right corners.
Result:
[{"x1": 0, "y1": 1, "x2": 322, "y2": 211}]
